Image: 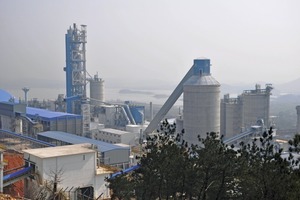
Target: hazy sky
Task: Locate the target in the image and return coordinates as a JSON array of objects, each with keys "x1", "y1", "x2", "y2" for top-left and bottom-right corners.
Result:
[{"x1": 1, "y1": 0, "x2": 300, "y2": 98}]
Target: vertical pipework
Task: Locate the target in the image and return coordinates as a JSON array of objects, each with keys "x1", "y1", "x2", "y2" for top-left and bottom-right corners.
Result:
[
  {"x1": 149, "y1": 102, "x2": 153, "y2": 121},
  {"x1": 0, "y1": 150, "x2": 4, "y2": 193},
  {"x1": 22, "y1": 87, "x2": 29, "y2": 106}
]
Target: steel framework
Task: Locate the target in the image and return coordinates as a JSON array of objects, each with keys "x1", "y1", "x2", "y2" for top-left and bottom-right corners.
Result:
[{"x1": 64, "y1": 23, "x2": 87, "y2": 114}]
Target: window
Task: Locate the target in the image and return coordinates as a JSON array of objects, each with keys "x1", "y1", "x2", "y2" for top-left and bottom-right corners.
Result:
[{"x1": 83, "y1": 155, "x2": 85, "y2": 160}]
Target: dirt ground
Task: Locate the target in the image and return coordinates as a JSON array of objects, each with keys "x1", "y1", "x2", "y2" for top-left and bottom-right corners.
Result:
[{"x1": 3, "y1": 150, "x2": 24, "y2": 198}]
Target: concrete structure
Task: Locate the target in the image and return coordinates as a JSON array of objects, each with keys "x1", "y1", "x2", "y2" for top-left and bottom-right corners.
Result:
[
  {"x1": 220, "y1": 95, "x2": 243, "y2": 139},
  {"x1": 221, "y1": 84, "x2": 273, "y2": 139},
  {"x1": 94, "y1": 128, "x2": 136, "y2": 145},
  {"x1": 64, "y1": 23, "x2": 87, "y2": 114},
  {"x1": 0, "y1": 101, "x2": 82, "y2": 136},
  {"x1": 296, "y1": 106, "x2": 300, "y2": 134},
  {"x1": 92, "y1": 103, "x2": 144, "y2": 128},
  {"x1": 0, "y1": 102, "x2": 26, "y2": 133},
  {"x1": 23, "y1": 144, "x2": 113, "y2": 199},
  {"x1": 90, "y1": 73, "x2": 105, "y2": 106},
  {"x1": 26, "y1": 107, "x2": 82, "y2": 136},
  {"x1": 37, "y1": 131, "x2": 131, "y2": 168},
  {"x1": 144, "y1": 58, "x2": 220, "y2": 145},
  {"x1": 22, "y1": 87, "x2": 30, "y2": 106},
  {"x1": 183, "y1": 59, "x2": 221, "y2": 144}
]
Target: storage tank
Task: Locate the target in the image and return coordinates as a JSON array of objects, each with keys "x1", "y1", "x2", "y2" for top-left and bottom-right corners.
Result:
[
  {"x1": 90, "y1": 74, "x2": 104, "y2": 105},
  {"x1": 183, "y1": 58, "x2": 220, "y2": 145}
]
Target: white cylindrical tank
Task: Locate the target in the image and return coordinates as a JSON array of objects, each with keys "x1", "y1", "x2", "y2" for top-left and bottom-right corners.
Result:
[
  {"x1": 90, "y1": 74, "x2": 104, "y2": 105},
  {"x1": 183, "y1": 74, "x2": 220, "y2": 145}
]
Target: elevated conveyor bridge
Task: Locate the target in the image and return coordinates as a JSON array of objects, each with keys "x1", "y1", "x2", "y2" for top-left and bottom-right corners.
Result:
[
  {"x1": 3, "y1": 166, "x2": 33, "y2": 187},
  {"x1": 0, "y1": 129, "x2": 55, "y2": 150},
  {"x1": 223, "y1": 126, "x2": 262, "y2": 146}
]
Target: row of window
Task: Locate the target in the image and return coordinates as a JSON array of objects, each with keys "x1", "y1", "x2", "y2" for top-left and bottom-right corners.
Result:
[{"x1": 97, "y1": 132, "x2": 121, "y2": 138}]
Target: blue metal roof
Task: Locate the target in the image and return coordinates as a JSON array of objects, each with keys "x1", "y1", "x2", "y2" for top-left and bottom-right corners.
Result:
[
  {"x1": 26, "y1": 107, "x2": 82, "y2": 120},
  {"x1": 0, "y1": 89, "x2": 15, "y2": 102},
  {"x1": 37, "y1": 131, "x2": 130, "y2": 152}
]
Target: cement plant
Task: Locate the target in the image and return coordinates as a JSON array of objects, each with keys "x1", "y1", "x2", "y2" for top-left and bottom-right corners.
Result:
[{"x1": 0, "y1": 24, "x2": 299, "y2": 199}]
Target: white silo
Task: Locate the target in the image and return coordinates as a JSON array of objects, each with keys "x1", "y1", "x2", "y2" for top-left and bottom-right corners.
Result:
[
  {"x1": 90, "y1": 74, "x2": 105, "y2": 105},
  {"x1": 183, "y1": 58, "x2": 220, "y2": 145}
]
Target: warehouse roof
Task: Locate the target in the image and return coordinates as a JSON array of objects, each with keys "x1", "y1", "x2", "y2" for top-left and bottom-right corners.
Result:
[
  {"x1": 23, "y1": 143, "x2": 95, "y2": 158},
  {"x1": 37, "y1": 131, "x2": 130, "y2": 152},
  {"x1": 0, "y1": 89, "x2": 16, "y2": 102},
  {"x1": 100, "y1": 128, "x2": 131, "y2": 135},
  {"x1": 26, "y1": 107, "x2": 82, "y2": 120}
]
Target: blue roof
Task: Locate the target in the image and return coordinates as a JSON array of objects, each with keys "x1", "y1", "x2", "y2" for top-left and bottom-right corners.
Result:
[
  {"x1": 26, "y1": 107, "x2": 82, "y2": 120},
  {"x1": 0, "y1": 89, "x2": 15, "y2": 102},
  {"x1": 37, "y1": 131, "x2": 130, "y2": 152}
]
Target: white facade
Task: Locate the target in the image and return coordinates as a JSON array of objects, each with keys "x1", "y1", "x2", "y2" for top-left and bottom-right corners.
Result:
[
  {"x1": 95, "y1": 105, "x2": 118, "y2": 127},
  {"x1": 183, "y1": 75, "x2": 221, "y2": 144},
  {"x1": 94, "y1": 128, "x2": 136, "y2": 145},
  {"x1": 90, "y1": 74, "x2": 105, "y2": 105},
  {"x1": 0, "y1": 115, "x2": 12, "y2": 131},
  {"x1": 221, "y1": 84, "x2": 273, "y2": 139},
  {"x1": 23, "y1": 144, "x2": 113, "y2": 199}
]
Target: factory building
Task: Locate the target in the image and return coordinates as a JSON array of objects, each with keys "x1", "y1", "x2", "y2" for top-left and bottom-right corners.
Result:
[
  {"x1": 0, "y1": 95, "x2": 82, "y2": 137},
  {"x1": 23, "y1": 144, "x2": 113, "y2": 199},
  {"x1": 221, "y1": 84, "x2": 273, "y2": 139},
  {"x1": 220, "y1": 95, "x2": 243, "y2": 139},
  {"x1": 93, "y1": 128, "x2": 136, "y2": 145},
  {"x1": 26, "y1": 107, "x2": 82, "y2": 136},
  {"x1": 0, "y1": 102, "x2": 25, "y2": 133},
  {"x1": 37, "y1": 131, "x2": 131, "y2": 168}
]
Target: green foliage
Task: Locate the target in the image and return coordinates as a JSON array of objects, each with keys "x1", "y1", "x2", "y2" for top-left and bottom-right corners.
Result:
[{"x1": 107, "y1": 122, "x2": 300, "y2": 200}]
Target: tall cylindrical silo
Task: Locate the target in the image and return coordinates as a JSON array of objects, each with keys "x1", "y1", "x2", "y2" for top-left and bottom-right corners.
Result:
[
  {"x1": 183, "y1": 58, "x2": 220, "y2": 145},
  {"x1": 90, "y1": 74, "x2": 104, "y2": 105}
]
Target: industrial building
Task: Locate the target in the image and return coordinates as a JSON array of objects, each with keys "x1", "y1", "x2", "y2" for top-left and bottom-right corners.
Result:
[
  {"x1": 37, "y1": 131, "x2": 131, "y2": 168},
  {"x1": 64, "y1": 23, "x2": 88, "y2": 115},
  {"x1": 0, "y1": 100, "x2": 82, "y2": 137},
  {"x1": 93, "y1": 128, "x2": 136, "y2": 145},
  {"x1": 144, "y1": 58, "x2": 220, "y2": 145},
  {"x1": 26, "y1": 107, "x2": 82, "y2": 136},
  {"x1": 62, "y1": 23, "x2": 146, "y2": 134},
  {"x1": 23, "y1": 143, "x2": 113, "y2": 199},
  {"x1": 221, "y1": 84, "x2": 273, "y2": 139},
  {"x1": 0, "y1": 102, "x2": 25, "y2": 133}
]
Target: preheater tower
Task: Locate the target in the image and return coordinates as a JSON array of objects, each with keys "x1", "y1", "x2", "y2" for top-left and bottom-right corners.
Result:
[{"x1": 64, "y1": 23, "x2": 87, "y2": 114}]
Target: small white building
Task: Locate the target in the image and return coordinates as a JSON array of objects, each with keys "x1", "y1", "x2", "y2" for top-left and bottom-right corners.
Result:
[
  {"x1": 94, "y1": 128, "x2": 136, "y2": 145},
  {"x1": 23, "y1": 144, "x2": 114, "y2": 199}
]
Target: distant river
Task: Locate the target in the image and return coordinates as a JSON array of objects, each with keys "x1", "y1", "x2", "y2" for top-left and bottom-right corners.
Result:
[{"x1": 7, "y1": 87, "x2": 183, "y2": 106}]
